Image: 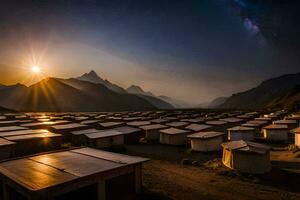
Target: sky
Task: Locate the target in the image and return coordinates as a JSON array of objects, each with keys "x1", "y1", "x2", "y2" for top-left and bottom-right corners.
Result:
[{"x1": 0, "y1": 0, "x2": 300, "y2": 105}]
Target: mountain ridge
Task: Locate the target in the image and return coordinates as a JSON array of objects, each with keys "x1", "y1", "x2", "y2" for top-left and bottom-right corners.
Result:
[
  {"x1": 0, "y1": 77, "x2": 156, "y2": 112},
  {"x1": 77, "y1": 70, "x2": 127, "y2": 93},
  {"x1": 126, "y1": 85, "x2": 174, "y2": 109},
  {"x1": 76, "y1": 70, "x2": 174, "y2": 109},
  {"x1": 219, "y1": 72, "x2": 300, "y2": 110}
]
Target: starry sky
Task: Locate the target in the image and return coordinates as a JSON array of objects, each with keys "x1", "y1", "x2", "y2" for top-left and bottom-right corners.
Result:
[{"x1": 0, "y1": 0, "x2": 300, "y2": 104}]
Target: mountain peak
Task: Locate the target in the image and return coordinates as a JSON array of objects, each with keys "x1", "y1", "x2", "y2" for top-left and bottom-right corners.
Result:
[
  {"x1": 77, "y1": 70, "x2": 104, "y2": 84},
  {"x1": 76, "y1": 70, "x2": 127, "y2": 94},
  {"x1": 0, "y1": 83, "x2": 27, "y2": 90},
  {"x1": 127, "y1": 85, "x2": 143, "y2": 92},
  {"x1": 87, "y1": 70, "x2": 98, "y2": 76},
  {"x1": 127, "y1": 85, "x2": 154, "y2": 97}
]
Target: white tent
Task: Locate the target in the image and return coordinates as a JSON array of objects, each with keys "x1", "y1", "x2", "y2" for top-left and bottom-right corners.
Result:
[
  {"x1": 222, "y1": 140, "x2": 271, "y2": 174},
  {"x1": 262, "y1": 124, "x2": 289, "y2": 142},
  {"x1": 159, "y1": 128, "x2": 190, "y2": 145},
  {"x1": 188, "y1": 131, "x2": 226, "y2": 152},
  {"x1": 273, "y1": 120, "x2": 299, "y2": 130},
  {"x1": 140, "y1": 124, "x2": 168, "y2": 140},
  {"x1": 185, "y1": 124, "x2": 212, "y2": 132},
  {"x1": 227, "y1": 126, "x2": 255, "y2": 141}
]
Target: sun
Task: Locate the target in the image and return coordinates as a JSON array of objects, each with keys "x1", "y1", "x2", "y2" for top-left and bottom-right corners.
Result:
[{"x1": 31, "y1": 66, "x2": 41, "y2": 73}]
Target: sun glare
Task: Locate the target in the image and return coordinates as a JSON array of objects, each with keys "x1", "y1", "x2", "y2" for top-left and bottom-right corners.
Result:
[{"x1": 31, "y1": 66, "x2": 41, "y2": 73}]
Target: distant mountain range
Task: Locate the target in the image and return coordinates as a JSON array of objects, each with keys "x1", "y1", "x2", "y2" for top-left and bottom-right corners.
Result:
[
  {"x1": 2, "y1": 70, "x2": 298, "y2": 112},
  {"x1": 0, "y1": 106, "x2": 14, "y2": 112},
  {"x1": 158, "y1": 95, "x2": 192, "y2": 108},
  {"x1": 198, "y1": 97, "x2": 229, "y2": 109},
  {"x1": 126, "y1": 85, "x2": 174, "y2": 109},
  {"x1": 219, "y1": 72, "x2": 300, "y2": 110},
  {"x1": 77, "y1": 70, "x2": 175, "y2": 109},
  {"x1": 0, "y1": 77, "x2": 156, "y2": 112},
  {"x1": 127, "y1": 85, "x2": 154, "y2": 97},
  {"x1": 77, "y1": 70, "x2": 127, "y2": 94},
  {"x1": 0, "y1": 70, "x2": 178, "y2": 112}
]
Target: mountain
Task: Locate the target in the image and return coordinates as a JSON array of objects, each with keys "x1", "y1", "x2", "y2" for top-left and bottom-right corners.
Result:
[
  {"x1": 197, "y1": 101, "x2": 210, "y2": 108},
  {"x1": 77, "y1": 70, "x2": 127, "y2": 93},
  {"x1": 126, "y1": 85, "x2": 174, "y2": 109},
  {"x1": 0, "y1": 78, "x2": 156, "y2": 112},
  {"x1": 196, "y1": 97, "x2": 228, "y2": 109},
  {"x1": 158, "y1": 95, "x2": 192, "y2": 108},
  {"x1": 0, "y1": 83, "x2": 28, "y2": 111},
  {"x1": 0, "y1": 106, "x2": 14, "y2": 112},
  {"x1": 0, "y1": 83, "x2": 27, "y2": 90},
  {"x1": 207, "y1": 97, "x2": 228, "y2": 108},
  {"x1": 137, "y1": 94, "x2": 174, "y2": 109},
  {"x1": 77, "y1": 71, "x2": 174, "y2": 109},
  {"x1": 127, "y1": 85, "x2": 154, "y2": 96},
  {"x1": 219, "y1": 73, "x2": 300, "y2": 110},
  {"x1": 59, "y1": 78, "x2": 157, "y2": 111},
  {"x1": 267, "y1": 85, "x2": 300, "y2": 110}
]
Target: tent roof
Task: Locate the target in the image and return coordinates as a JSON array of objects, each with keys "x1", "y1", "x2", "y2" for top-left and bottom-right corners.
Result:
[
  {"x1": 51, "y1": 123, "x2": 88, "y2": 130},
  {"x1": 86, "y1": 130, "x2": 123, "y2": 139},
  {"x1": 71, "y1": 129, "x2": 99, "y2": 135},
  {"x1": 139, "y1": 124, "x2": 167, "y2": 130},
  {"x1": 188, "y1": 131, "x2": 225, "y2": 139},
  {"x1": 247, "y1": 120, "x2": 268, "y2": 125},
  {"x1": 273, "y1": 120, "x2": 298, "y2": 124},
  {"x1": 0, "y1": 126, "x2": 28, "y2": 132},
  {"x1": 159, "y1": 128, "x2": 189, "y2": 135},
  {"x1": 221, "y1": 118, "x2": 243, "y2": 123},
  {"x1": 206, "y1": 120, "x2": 227, "y2": 125},
  {"x1": 166, "y1": 121, "x2": 189, "y2": 127},
  {"x1": 99, "y1": 122, "x2": 124, "y2": 127},
  {"x1": 242, "y1": 123, "x2": 260, "y2": 127},
  {"x1": 222, "y1": 140, "x2": 271, "y2": 154},
  {"x1": 113, "y1": 126, "x2": 141, "y2": 134},
  {"x1": 4, "y1": 132, "x2": 61, "y2": 141},
  {"x1": 127, "y1": 121, "x2": 151, "y2": 127},
  {"x1": 263, "y1": 124, "x2": 288, "y2": 130},
  {"x1": 185, "y1": 124, "x2": 212, "y2": 132},
  {"x1": 292, "y1": 127, "x2": 300, "y2": 134},
  {"x1": 227, "y1": 126, "x2": 255, "y2": 131}
]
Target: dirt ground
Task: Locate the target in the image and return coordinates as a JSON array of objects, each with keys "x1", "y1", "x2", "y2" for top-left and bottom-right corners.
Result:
[
  {"x1": 140, "y1": 160, "x2": 300, "y2": 200},
  {"x1": 123, "y1": 143, "x2": 300, "y2": 200}
]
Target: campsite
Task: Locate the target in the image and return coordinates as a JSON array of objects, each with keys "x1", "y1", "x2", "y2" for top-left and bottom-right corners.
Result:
[
  {"x1": 1, "y1": 0, "x2": 300, "y2": 199},
  {"x1": 0, "y1": 110, "x2": 298, "y2": 199}
]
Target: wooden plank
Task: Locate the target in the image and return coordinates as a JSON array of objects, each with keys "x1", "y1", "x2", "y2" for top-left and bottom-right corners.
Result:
[
  {"x1": 30, "y1": 151, "x2": 124, "y2": 177},
  {"x1": 0, "y1": 159, "x2": 77, "y2": 191},
  {"x1": 71, "y1": 148, "x2": 149, "y2": 165}
]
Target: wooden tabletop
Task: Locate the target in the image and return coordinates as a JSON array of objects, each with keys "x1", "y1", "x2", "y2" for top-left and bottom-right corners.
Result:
[{"x1": 0, "y1": 148, "x2": 149, "y2": 191}]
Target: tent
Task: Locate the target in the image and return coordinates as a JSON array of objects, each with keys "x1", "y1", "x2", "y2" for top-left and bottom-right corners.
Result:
[
  {"x1": 227, "y1": 126, "x2": 255, "y2": 141},
  {"x1": 159, "y1": 128, "x2": 190, "y2": 145},
  {"x1": 222, "y1": 140, "x2": 271, "y2": 174},
  {"x1": 188, "y1": 131, "x2": 226, "y2": 152},
  {"x1": 262, "y1": 124, "x2": 289, "y2": 142}
]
